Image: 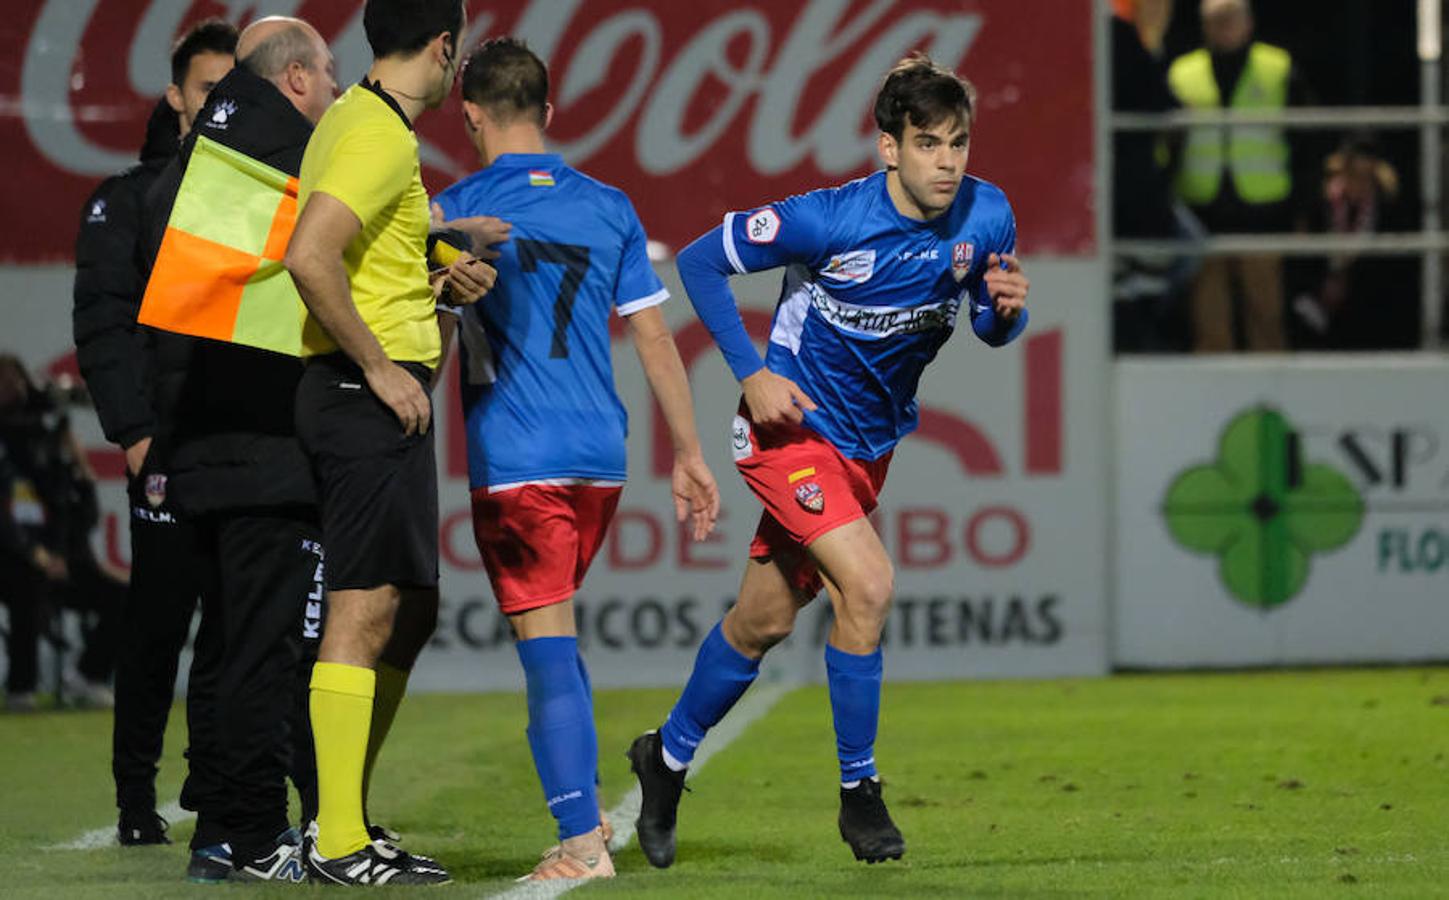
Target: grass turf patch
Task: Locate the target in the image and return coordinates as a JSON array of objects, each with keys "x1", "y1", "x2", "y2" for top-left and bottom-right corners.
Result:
[{"x1": 3, "y1": 669, "x2": 1449, "y2": 897}]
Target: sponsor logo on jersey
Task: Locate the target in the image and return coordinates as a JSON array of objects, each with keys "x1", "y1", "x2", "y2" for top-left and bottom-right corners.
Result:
[
  {"x1": 898, "y1": 247, "x2": 939, "y2": 262},
  {"x1": 819, "y1": 249, "x2": 876, "y2": 283},
  {"x1": 794, "y1": 481, "x2": 825, "y2": 513},
  {"x1": 951, "y1": 241, "x2": 974, "y2": 282},
  {"x1": 144, "y1": 473, "x2": 167, "y2": 509},
  {"x1": 528, "y1": 169, "x2": 555, "y2": 187},
  {"x1": 86, "y1": 199, "x2": 107, "y2": 223},
  {"x1": 205, "y1": 98, "x2": 237, "y2": 130},
  {"x1": 731, "y1": 415, "x2": 753, "y2": 461},
  {"x1": 745, "y1": 207, "x2": 780, "y2": 244},
  {"x1": 808, "y1": 284, "x2": 957, "y2": 337}
]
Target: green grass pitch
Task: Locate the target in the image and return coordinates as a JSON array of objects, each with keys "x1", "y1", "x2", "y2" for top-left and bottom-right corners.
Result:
[{"x1": 4, "y1": 668, "x2": 1449, "y2": 897}]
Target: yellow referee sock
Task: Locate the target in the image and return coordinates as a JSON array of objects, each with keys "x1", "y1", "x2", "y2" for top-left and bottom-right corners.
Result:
[
  {"x1": 311, "y1": 661, "x2": 375, "y2": 860},
  {"x1": 361, "y1": 662, "x2": 410, "y2": 819}
]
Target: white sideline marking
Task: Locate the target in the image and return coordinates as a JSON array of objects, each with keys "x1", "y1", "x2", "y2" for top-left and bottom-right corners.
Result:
[
  {"x1": 492, "y1": 680, "x2": 793, "y2": 899},
  {"x1": 47, "y1": 800, "x2": 189, "y2": 850}
]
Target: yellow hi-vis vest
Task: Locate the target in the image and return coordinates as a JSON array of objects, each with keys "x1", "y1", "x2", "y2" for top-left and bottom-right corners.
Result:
[{"x1": 1168, "y1": 42, "x2": 1292, "y2": 206}]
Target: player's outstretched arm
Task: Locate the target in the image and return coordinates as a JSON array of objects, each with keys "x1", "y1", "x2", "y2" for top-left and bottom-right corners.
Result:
[
  {"x1": 285, "y1": 192, "x2": 431, "y2": 436},
  {"x1": 626, "y1": 304, "x2": 720, "y2": 540}
]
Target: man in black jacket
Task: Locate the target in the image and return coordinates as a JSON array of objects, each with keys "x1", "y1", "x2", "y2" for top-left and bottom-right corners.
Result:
[
  {"x1": 71, "y1": 18, "x2": 238, "y2": 846},
  {"x1": 137, "y1": 16, "x2": 338, "y2": 882}
]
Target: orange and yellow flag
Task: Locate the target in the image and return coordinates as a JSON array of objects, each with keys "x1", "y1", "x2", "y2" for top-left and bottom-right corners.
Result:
[{"x1": 139, "y1": 136, "x2": 305, "y2": 356}]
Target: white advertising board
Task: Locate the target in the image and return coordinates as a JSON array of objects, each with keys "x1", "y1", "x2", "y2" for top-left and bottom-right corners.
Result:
[
  {"x1": 2, "y1": 257, "x2": 1108, "y2": 690},
  {"x1": 1116, "y1": 357, "x2": 1449, "y2": 668}
]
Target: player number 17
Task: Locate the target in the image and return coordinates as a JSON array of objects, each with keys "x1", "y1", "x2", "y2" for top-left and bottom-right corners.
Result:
[{"x1": 516, "y1": 239, "x2": 591, "y2": 359}]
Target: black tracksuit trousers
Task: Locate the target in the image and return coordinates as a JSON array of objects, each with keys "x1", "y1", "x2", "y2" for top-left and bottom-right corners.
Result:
[
  {"x1": 180, "y1": 507, "x2": 323, "y2": 862},
  {"x1": 112, "y1": 491, "x2": 200, "y2": 815}
]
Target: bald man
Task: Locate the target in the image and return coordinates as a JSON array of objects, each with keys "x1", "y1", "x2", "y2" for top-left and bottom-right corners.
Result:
[{"x1": 137, "y1": 15, "x2": 339, "y2": 883}]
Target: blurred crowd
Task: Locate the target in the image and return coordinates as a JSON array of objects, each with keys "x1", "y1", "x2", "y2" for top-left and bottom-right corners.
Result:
[
  {"x1": 0, "y1": 354, "x2": 122, "y2": 710},
  {"x1": 1112, "y1": 0, "x2": 1426, "y2": 353}
]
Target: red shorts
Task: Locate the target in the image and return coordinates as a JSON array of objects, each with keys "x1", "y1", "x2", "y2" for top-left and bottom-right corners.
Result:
[
  {"x1": 470, "y1": 482, "x2": 623, "y2": 614},
  {"x1": 732, "y1": 407, "x2": 891, "y2": 596}
]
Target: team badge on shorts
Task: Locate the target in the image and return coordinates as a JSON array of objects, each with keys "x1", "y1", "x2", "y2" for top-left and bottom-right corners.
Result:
[
  {"x1": 794, "y1": 481, "x2": 825, "y2": 513},
  {"x1": 144, "y1": 473, "x2": 168, "y2": 509},
  {"x1": 952, "y1": 241, "x2": 974, "y2": 282},
  {"x1": 731, "y1": 415, "x2": 753, "y2": 461}
]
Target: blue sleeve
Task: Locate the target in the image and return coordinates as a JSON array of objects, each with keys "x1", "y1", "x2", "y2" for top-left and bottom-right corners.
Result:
[
  {"x1": 968, "y1": 206, "x2": 1028, "y2": 347},
  {"x1": 677, "y1": 227, "x2": 765, "y2": 380},
  {"x1": 614, "y1": 198, "x2": 668, "y2": 315},
  {"x1": 432, "y1": 186, "x2": 461, "y2": 223},
  {"x1": 678, "y1": 190, "x2": 835, "y2": 381}
]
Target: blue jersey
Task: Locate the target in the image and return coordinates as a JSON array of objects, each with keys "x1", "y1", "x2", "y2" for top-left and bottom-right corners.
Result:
[
  {"x1": 433, "y1": 153, "x2": 667, "y2": 490},
  {"x1": 699, "y1": 170, "x2": 1022, "y2": 461}
]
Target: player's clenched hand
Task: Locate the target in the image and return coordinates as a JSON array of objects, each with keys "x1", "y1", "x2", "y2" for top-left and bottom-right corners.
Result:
[
  {"x1": 431, "y1": 202, "x2": 510, "y2": 260},
  {"x1": 445, "y1": 253, "x2": 496, "y2": 305},
  {"x1": 365, "y1": 362, "x2": 432, "y2": 436},
  {"x1": 673, "y1": 450, "x2": 720, "y2": 541},
  {"x1": 742, "y1": 368, "x2": 817, "y2": 427},
  {"x1": 985, "y1": 253, "x2": 1029, "y2": 320}
]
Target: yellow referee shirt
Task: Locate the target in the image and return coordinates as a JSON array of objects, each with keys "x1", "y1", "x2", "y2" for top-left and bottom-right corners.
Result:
[{"x1": 297, "y1": 80, "x2": 439, "y2": 368}]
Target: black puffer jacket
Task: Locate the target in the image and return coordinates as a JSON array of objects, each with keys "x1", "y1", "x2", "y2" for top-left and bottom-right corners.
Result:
[
  {"x1": 72, "y1": 99, "x2": 178, "y2": 450},
  {"x1": 139, "y1": 66, "x2": 318, "y2": 515}
]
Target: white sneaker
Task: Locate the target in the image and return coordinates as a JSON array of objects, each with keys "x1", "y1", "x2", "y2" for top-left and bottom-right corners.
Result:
[{"x1": 66, "y1": 678, "x2": 115, "y2": 709}]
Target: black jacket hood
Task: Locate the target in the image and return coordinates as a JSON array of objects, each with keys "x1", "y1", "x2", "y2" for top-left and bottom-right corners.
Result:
[{"x1": 139, "y1": 97, "x2": 180, "y2": 169}]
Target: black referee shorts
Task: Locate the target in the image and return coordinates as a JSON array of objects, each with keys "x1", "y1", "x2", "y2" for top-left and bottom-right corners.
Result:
[{"x1": 296, "y1": 353, "x2": 438, "y2": 592}]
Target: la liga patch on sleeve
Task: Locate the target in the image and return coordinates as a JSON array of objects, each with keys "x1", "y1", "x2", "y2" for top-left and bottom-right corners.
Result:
[{"x1": 745, "y1": 208, "x2": 780, "y2": 244}]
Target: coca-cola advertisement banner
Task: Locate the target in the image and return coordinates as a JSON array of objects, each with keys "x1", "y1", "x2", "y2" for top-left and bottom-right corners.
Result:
[{"x1": 2, "y1": 0, "x2": 1095, "y2": 264}]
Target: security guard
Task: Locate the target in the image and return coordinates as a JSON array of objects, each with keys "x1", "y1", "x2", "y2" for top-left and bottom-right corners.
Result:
[{"x1": 1168, "y1": 0, "x2": 1309, "y2": 352}]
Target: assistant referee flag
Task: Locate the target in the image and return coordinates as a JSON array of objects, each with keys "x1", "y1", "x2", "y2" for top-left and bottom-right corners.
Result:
[{"x1": 139, "y1": 135, "x2": 305, "y2": 356}]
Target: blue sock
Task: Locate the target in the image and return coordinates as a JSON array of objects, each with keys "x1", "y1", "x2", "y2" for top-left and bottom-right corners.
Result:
[
  {"x1": 516, "y1": 637, "x2": 599, "y2": 839},
  {"x1": 660, "y1": 622, "x2": 760, "y2": 767},
  {"x1": 576, "y1": 647, "x2": 600, "y2": 788},
  {"x1": 825, "y1": 643, "x2": 882, "y2": 784}
]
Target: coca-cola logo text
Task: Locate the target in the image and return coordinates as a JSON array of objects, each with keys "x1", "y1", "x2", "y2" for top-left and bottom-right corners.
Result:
[{"x1": 2, "y1": 0, "x2": 1094, "y2": 262}]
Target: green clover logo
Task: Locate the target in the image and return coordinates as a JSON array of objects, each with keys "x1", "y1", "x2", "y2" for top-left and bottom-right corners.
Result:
[{"x1": 1163, "y1": 407, "x2": 1365, "y2": 609}]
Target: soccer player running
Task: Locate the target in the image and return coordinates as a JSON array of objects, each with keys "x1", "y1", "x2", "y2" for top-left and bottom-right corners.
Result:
[
  {"x1": 628, "y1": 54, "x2": 1031, "y2": 866},
  {"x1": 430, "y1": 38, "x2": 720, "y2": 882},
  {"x1": 283, "y1": 0, "x2": 492, "y2": 886}
]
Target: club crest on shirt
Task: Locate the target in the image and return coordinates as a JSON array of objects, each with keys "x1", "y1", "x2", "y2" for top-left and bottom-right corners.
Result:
[
  {"x1": 794, "y1": 481, "x2": 825, "y2": 513},
  {"x1": 952, "y1": 241, "x2": 974, "y2": 282},
  {"x1": 819, "y1": 249, "x2": 876, "y2": 284},
  {"x1": 144, "y1": 473, "x2": 167, "y2": 509},
  {"x1": 745, "y1": 208, "x2": 780, "y2": 244}
]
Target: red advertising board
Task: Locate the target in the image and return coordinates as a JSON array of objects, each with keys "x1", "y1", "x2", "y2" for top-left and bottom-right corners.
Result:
[{"x1": 0, "y1": 0, "x2": 1094, "y2": 264}]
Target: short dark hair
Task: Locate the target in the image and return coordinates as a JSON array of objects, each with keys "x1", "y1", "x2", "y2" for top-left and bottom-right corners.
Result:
[
  {"x1": 170, "y1": 18, "x2": 239, "y2": 87},
  {"x1": 363, "y1": 0, "x2": 464, "y2": 60},
  {"x1": 460, "y1": 37, "x2": 548, "y2": 126},
  {"x1": 873, "y1": 53, "x2": 975, "y2": 140}
]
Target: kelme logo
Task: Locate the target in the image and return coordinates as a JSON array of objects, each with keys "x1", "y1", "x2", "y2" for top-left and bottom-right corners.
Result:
[{"x1": 1162, "y1": 407, "x2": 1365, "y2": 609}]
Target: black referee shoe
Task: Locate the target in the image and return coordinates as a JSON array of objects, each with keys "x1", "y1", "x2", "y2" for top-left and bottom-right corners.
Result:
[
  {"x1": 118, "y1": 808, "x2": 170, "y2": 846},
  {"x1": 628, "y1": 730, "x2": 688, "y2": 868},
  {"x1": 839, "y1": 778, "x2": 905, "y2": 863},
  {"x1": 304, "y1": 825, "x2": 451, "y2": 886}
]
